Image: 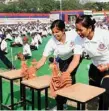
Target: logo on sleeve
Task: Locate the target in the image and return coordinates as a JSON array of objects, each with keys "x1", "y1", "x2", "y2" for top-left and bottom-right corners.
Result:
[
  {"x1": 70, "y1": 41, "x2": 74, "y2": 47},
  {"x1": 97, "y1": 42, "x2": 107, "y2": 51}
]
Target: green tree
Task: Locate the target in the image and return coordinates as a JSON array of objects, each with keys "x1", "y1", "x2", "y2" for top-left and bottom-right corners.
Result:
[
  {"x1": 62, "y1": 0, "x2": 83, "y2": 10},
  {"x1": 0, "y1": 3, "x2": 7, "y2": 12},
  {"x1": 83, "y1": 2, "x2": 97, "y2": 10},
  {"x1": 38, "y1": 0, "x2": 55, "y2": 12},
  {"x1": 1, "y1": 0, "x2": 109, "y2": 13}
]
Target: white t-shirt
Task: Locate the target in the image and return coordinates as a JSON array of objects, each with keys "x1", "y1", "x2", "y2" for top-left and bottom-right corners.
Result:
[
  {"x1": 74, "y1": 28, "x2": 109, "y2": 66},
  {"x1": 43, "y1": 30, "x2": 78, "y2": 60}
]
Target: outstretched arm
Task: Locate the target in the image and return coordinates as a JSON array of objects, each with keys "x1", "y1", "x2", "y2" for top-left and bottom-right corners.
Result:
[
  {"x1": 66, "y1": 54, "x2": 81, "y2": 74},
  {"x1": 36, "y1": 56, "x2": 47, "y2": 69}
]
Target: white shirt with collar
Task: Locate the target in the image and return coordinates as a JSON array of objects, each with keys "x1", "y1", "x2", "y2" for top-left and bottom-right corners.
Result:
[
  {"x1": 74, "y1": 35, "x2": 84, "y2": 55},
  {"x1": 74, "y1": 28, "x2": 109, "y2": 66},
  {"x1": 43, "y1": 30, "x2": 78, "y2": 60}
]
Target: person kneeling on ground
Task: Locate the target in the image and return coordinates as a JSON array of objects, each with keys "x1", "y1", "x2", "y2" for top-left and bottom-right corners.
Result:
[{"x1": 22, "y1": 37, "x2": 32, "y2": 59}]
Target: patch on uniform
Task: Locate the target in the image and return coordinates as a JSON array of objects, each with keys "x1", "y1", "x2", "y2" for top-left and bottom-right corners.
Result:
[
  {"x1": 70, "y1": 41, "x2": 74, "y2": 47},
  {"x1": 97, "y1": 42, "x2": 107, "y2": 51}
]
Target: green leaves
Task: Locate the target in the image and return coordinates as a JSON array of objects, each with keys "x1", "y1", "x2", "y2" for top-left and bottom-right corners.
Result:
[
  {"x1": 83, "y1": 2, "x2": 109, "y2": 11},
  {"x1": 0, "y1": 0, "x2": 109, "y2": 13}
]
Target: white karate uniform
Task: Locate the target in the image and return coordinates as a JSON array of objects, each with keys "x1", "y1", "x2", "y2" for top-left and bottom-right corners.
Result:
[
  {"x1": 1, "y1": 39, "x2": 8, "y2": 53},
  {"x1": 31, "y1": 36, "x2": 39, "y2": 49},
  {"x1": 6, "y1": 33, "x2": 12, "y2": 40},
  {"x1": 37, "y1": 34, "x2": 42, "y2": 44},
  {"x1": 14, "y1": 36, "x2": 23, "y2": 45},
  {"x1": 23, "y1": 43, "x2": 32, "y2": 57}
]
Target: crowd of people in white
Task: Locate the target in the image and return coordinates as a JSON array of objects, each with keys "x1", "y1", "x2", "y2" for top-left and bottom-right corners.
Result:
[
  {"x1": 0, "y1": 21, "x2": 52, "y2": 58},
  {"x1": 0, "y1": 19, "x2": 108, "y2": 69}
]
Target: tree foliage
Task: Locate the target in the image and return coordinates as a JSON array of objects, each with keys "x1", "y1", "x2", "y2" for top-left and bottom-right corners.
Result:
[
  {"x1": 83, "y1": 2, "x2": 109, "y2": 11},
  {"x1": 61, "y1": 0, "x2": 83, "y2": 10},
  {"x1": 0, "y1": 0, "x2": 109, "y2": 13}
]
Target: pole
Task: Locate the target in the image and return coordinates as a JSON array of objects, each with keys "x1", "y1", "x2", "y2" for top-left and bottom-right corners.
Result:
[
  {"x1": 11, "y1": 47, "x2": 14, "y2": 69},
  {"x1": 60, "y1": 0, "x2": 62, "y2": 20}
]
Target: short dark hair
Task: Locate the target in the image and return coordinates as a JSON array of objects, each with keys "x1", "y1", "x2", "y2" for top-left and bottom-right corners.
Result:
[
  {"x1": 75, "y1": 15, "x2": 96, "y2": 31},
  {"x1": 50, "y1": 19, "x2": 65, "y2": 31}
]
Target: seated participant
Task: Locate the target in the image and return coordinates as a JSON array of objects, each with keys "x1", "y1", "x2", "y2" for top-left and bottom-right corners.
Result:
[
  {"x1": 30, "y1": 33, "x2": 39, "y2": 50},
  {"x1": 36, "y1": 32, "x2": 42, "y2": 44},
  {"x1": 11, "y1": 33, "x2": 23, "y2": 47},
  {"x1": 1, "y1": 35, "x2": 8, "y2": 54},
  {"x1": 23, "y1": 37, "x2": 32, "y2": 59},
  {"x1": 5, "y1": 32, "x2": 13, "y2": 41}
]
